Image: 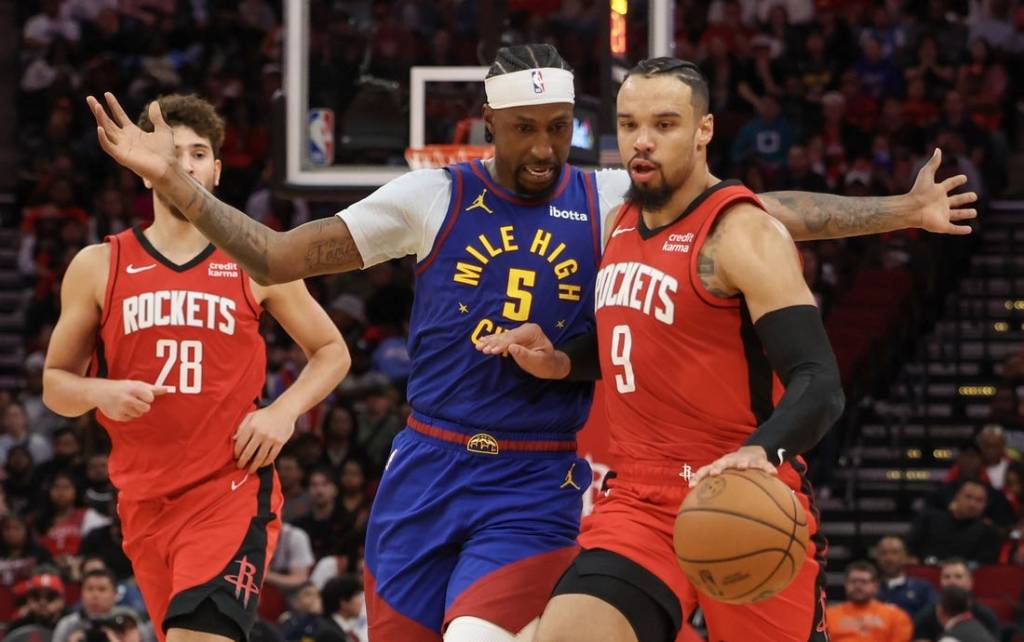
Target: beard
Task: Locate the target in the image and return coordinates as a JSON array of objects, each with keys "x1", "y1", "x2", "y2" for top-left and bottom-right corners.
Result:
[{"x1": 626, "y1": 173, "x2": 675, "y2": 211}]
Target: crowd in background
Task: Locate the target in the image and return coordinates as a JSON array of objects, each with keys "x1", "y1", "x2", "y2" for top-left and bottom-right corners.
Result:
[{"x1": 5, "y1": 1, "x2": 1024, "y2": 641}]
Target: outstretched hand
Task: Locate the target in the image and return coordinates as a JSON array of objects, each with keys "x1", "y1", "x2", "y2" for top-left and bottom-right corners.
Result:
[
  {"x1": 909, "y1": 148, "x2": 978, "y2": 235},
  {"x1": 474, "y1": 322, "x2": 571, "y2": 380},
  {"x1": 87, "y1": 92, "x2": 176, "y2": 184}
]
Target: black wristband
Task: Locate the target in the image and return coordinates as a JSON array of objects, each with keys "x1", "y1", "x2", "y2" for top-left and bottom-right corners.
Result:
[{"x1": 561, "y1": 331, "x2": 601, "y2": 382}]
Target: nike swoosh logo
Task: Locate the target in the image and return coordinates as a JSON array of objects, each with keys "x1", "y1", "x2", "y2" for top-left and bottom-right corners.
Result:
[
  {"x1": 126, "y1": 264, "x2": 156, "y2": 274},
  {"x1": 231, "y1": 474, "x2": 249, "y2": 491},
  {"x1": 611, "y1": 227, "x2": 635, "y2": 237},
  {"x1": 777, "y1": 448, "x2": 787, "y2": 465}
]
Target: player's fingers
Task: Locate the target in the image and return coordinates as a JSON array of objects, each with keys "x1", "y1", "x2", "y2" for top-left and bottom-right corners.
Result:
[
  {"x1": 950, "y1": 207, "x2": 978, "y2": 221},
  {"x1": 150, "y1": 385, "x2": 172, "y2": 396},
  {"x1": 88, "y1": 96, "x2": 118, "y2": 133},
  {"x1": 689, "y1": 466, "x2": 711, "y2": 487},
  {"x1": 940, "y1": 174, "x2": 968, "y2": 194},
  {"x1": 508, "y1": 345, "x2": 556, "y2": 377},
  {"x1": 949, "y1": 191, "x2": 977, "y2": 207},
  {"x1": 475, "y1": 333, "x2": 513, "y2": 355},
  {"x1": 96, "y1": 126, "x2": 117, "y2": 157},
  {"x1": 265, "y1": 443, "x2": 284, "y2": 467},
  {"x1": 135, "y1": 386, "x2": 156, "y2": 403},
  {"x1": 237, "y1": 434, "x2": 262, "y2": 469},
  {"x1": 249, "y1": 441, "x2": 272, "y2": 474},
  {"x1": 104, "y1": 92, "x2": 132, "y2": 128},
  {"x1": 924, "y1": 147, "x2": 941, "y2": 174},
  {"x1": 149, "y1": 99, "x2": 170, "y2": 130},
  {"x1": 943, "y1": 223, "x2": 974, "y2": 236}
]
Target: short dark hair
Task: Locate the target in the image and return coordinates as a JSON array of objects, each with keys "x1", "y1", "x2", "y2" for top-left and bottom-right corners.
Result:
[
  {"x1": 321, "y1": 575, "x2": 362, "y2": 614},
  {"x1": 941, "y1": 557, "x2": 970, "y2": 572},
  {"x1": 845, "y1": 560, "x2": 879, "y2": 580},
  {"x1": 626, "y1": 57, "x2": 709, "y2": 116},
  {"x1": 939, "y1": 585, "x2": 971, "y2": 617},
  {"x1": 486, "y1": 44, "x2": 573, "y2": 79},
  {"x1": 82, "y1": 568, "x2": 117, "y2": 588},
  {"x1": 137, "y1": 94, "x2": 225, "y2": 158}
]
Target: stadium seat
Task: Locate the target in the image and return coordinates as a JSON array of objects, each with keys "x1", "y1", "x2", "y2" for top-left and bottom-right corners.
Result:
[
  {"x1": 973, "y1": 565, "x2": 1024, "y2": 600},
  {"x1": 905, "y1": 564, "x2": 941, "y2": 589}
]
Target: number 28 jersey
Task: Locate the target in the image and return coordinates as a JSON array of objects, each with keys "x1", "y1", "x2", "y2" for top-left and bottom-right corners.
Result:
[{"x1": 95, "y1": 226, "x2": 266, "y2": 501}]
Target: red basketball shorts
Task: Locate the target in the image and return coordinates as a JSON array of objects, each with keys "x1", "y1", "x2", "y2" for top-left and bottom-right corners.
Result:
[
  {"x1": 577, "y1": 462, "x2": 828, "y2": 642},
  {"x1": 117, "y1": 463, "x2": 282, "y2": 642}
]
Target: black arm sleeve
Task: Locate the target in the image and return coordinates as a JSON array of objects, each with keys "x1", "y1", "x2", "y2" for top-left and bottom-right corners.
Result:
[
  {"x1": 743, "y1": 305, "x2": 845, "y2": 464},
  {"x1": 560, "y1": 330, "x2": 602, "y2": 382}
]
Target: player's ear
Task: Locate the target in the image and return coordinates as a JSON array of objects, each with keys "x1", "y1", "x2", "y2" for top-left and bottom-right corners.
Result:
[
  {"x1": 696, "y1": 113, "x2": 714, "y2": 151},
  {"x1": 214, "y1": 158, "x2": 222, "y2": 187},
  {"x1": 483, "y1": 105, "x2": 495, "y2": 143}
]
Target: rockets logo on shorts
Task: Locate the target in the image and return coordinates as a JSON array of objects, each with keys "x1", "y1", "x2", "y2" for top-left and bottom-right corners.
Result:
[{"x1": 223, "y1": 556, "x2": 261, "y2": 608}]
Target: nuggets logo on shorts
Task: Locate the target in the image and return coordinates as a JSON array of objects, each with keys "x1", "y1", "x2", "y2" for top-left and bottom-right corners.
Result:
[{"x1": 467, "y1": 433, "x2": 500, "y2": 455}]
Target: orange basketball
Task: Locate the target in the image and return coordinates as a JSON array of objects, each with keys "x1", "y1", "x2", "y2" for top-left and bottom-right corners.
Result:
[{"x1": 674, "y1": 469, "x2": 809, "y2": 605}]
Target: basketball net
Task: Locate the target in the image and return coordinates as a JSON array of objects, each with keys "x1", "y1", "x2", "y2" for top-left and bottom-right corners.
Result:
[{"x1": 404, "y1": 144, "x2": 495, "y2": 170}]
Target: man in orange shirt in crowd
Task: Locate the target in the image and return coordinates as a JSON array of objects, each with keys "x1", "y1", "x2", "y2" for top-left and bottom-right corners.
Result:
[{"x1": 827, "y1": 561, "x2": 913, "y2": 642}]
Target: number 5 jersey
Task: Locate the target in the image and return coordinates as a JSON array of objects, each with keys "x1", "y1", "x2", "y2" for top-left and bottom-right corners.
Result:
[{"x1": 94, "y1": 226, "x2": 266, "y2": 501}]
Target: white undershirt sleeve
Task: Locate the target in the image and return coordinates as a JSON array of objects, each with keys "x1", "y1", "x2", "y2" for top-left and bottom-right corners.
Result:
[
  {"x1": 594, "y1": 168, "x2": 631, "y2": 248},
  {"x1": 336, "y1": 169, "x2": 454, "y2": 267}
]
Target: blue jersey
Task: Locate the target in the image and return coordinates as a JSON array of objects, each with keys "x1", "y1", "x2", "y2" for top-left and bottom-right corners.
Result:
[{"x1": 406, "y1": 160, "x2": 601, "y2": 435}]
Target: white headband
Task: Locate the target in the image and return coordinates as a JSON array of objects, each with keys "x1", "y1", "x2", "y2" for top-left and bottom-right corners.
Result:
[{"x1": 484, "y1": 67, "x2": 575, "y2": 109}]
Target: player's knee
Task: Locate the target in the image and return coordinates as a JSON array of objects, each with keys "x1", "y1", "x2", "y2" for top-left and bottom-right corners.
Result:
[{"x1": 444, "y1": 616, "x2": 538, "y2": 642}]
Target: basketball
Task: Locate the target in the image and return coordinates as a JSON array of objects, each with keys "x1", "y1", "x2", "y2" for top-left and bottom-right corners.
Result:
[{"x1": 674, "y1": 469, "x2": 809, "y2": 605}]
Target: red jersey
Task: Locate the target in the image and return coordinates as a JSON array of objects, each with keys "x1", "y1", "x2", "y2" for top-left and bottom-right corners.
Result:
[
  {"x1": 96, "y1": 227, "x2": 266, "y2": 501},
  {"x1": 595, "y1": 181, "x2": 785, "y2": 473}
]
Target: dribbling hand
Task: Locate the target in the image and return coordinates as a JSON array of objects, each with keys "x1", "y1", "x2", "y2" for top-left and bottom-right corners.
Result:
[
  {"x1": 474, "y1": 322, "x2": 571, "y2": 379},
  {"x1": 688, "y1": 446, "x2": 777, "y2": 488},
  {"x1": 234, "y1": 405, "x2": 295, "y2": 473},
  {"x1": 87, "y1": 92, "x2": 176, "y2": 185},
  {"x1": 96, "y1": 380, "x2": 171, "y2": 421}
]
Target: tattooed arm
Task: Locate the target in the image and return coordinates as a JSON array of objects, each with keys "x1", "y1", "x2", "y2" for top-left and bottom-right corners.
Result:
[
  {"x1": 87, "y1": 92, "x2": 366, "y2": 284},
  {"x1": 759, "y1": 149, "x2": 978, "y2": 241},
  {"x1": 160, "y1": 167, "x2": 361, "y2": 284}
]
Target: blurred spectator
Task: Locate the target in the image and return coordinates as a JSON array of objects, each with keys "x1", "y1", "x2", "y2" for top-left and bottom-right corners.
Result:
[
  {"x1": 82, "y1": 453, "x2": 115, "y2": 516},
  {"x1": 1, "y1": 401, "x2": 53, "y2": 466},
  {"x1": 7, "y1": 571, "x2": 69, "y2": 635},
  {"x1": 774, "y1": 144, "x2": 827, "y2": 192},
  {"x1": 354, "y1": 379, "x2": 404, "y2": 475},
  {"x1": 294, "y1": 469, "x2": 353, "y2": 561},
  {"x1": 77, "y1": 555, "x2": 147, "y2": 618},
  {"x1": 315, "y1": 575, "x2": 367, "y2": 642},
  {"x1": 730, "y1": 93, "x2": 797, "y2": 169},
  {"x1": 52, "y1": 570, "x2": 142, "y2": 642},
  {"x1": 976, "y1": 425, "x2": 1014, "y2": 491},
  {"x1": 321, "y1": 406, "x2": 365, "y2": 472},
  {"x1": 932, "y1": 586, "x2": 997, "y2": 642},
  {"x1": 826, "y1": 560, "x2": 913, "y2": 642},
  {"x1": 4, "y1": 446, "x2": 39, "y2": 515},
  {"x1": 277, "y1": 581, "x2": 328, "y2": 642},
  {"x1": 34, "y1": 471, "x2": 109, "y2": 576},
  {"x1": 78, "y1": 507, "x2": 133, "y2": 582},
  {"x1": 267, "y1": 522, "x2": 316, "y2": 594},
  {"x1": 853, "y1": 34, "x2": 903, "y2": 100},
  {"x1": 908, "y1": 480, "x2": 1002, "y2": 564},
  {"x1": 32, "y1": 427, "x2": 85, "y2": 493},
  {"x1": 0, "y1": 515, "x2": 52, "y2": 588},
  {"x1": 278, "y1": 452, "x2": 312, "y2": 523},
  {"x1": 874, "y1": 536, "x2": 937, "y2": 617},
  {"x1": 913, "y1": 560, "x2": 1000, "y2": 642}
]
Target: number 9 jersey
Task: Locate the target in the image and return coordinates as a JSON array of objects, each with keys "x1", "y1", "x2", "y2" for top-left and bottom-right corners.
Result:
[{"x1": 94, "y1": 226, "x2": 266, "y2": 501}]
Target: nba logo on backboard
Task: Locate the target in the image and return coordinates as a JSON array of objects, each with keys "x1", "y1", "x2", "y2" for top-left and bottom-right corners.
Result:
[
  {"x1": 308, "y1": 108, "x2": 334, "y2": 166},
  {"x1": 531, "y1": 69, "x2": 545, "y2": 94}
]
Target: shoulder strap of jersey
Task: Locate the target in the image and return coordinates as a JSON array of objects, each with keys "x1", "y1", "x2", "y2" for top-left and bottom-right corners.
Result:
[
  {"x1": 415, "y1": 164, "x2": 466, "y2": 275},
  {"x1": 99, "y1": 231, "x2": 125, "y2": 328}
]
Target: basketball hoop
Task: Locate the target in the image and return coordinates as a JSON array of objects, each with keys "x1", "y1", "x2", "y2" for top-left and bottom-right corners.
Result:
[{"x1": 404, "y1": 144, "x2": 495, "y2": 170}]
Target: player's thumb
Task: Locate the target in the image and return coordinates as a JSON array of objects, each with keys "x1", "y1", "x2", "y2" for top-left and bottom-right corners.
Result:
[{"x1": 150, "y1": 385, "x2": 172, "y2": 396}]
